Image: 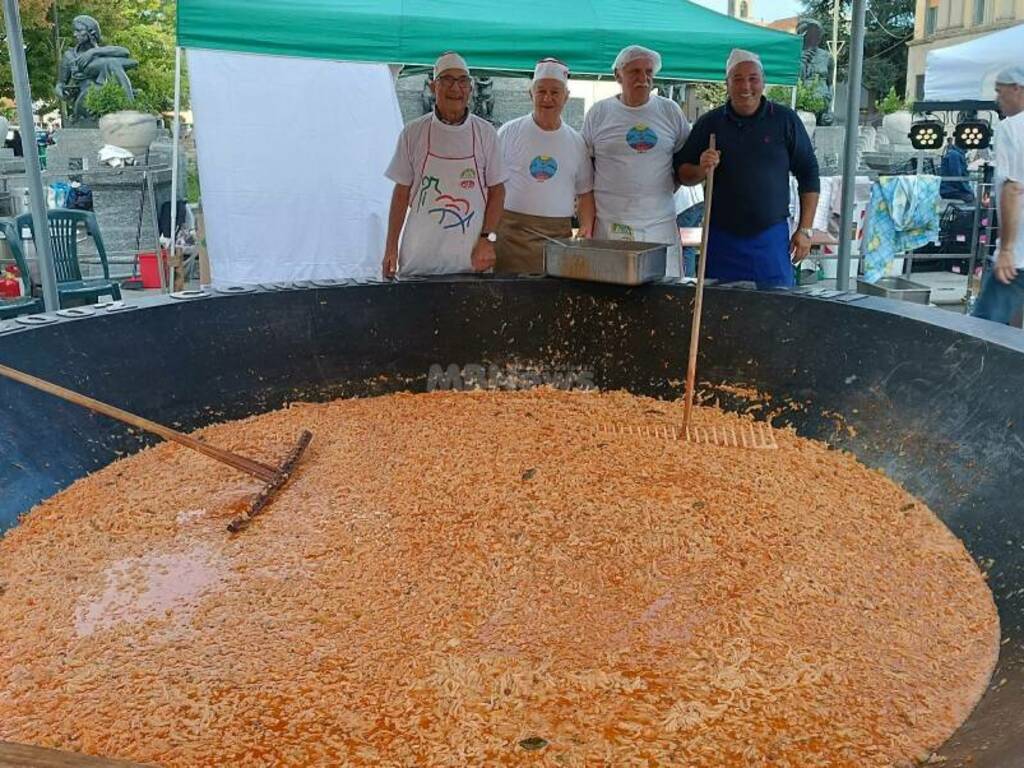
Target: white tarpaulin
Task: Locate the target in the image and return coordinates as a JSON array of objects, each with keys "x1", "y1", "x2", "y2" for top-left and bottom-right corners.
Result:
[
  {"x1": 924, "y1": 22, "x2": 1024, "y2": 101},
  {"x1": 188, "y1": 50, "x2": 402, "y2": 284}
]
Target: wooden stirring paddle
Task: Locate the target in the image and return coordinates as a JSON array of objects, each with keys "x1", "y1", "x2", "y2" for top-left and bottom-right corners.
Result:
[{"x1": 0, "y1": 362, "x2": 311, "y2": 533}]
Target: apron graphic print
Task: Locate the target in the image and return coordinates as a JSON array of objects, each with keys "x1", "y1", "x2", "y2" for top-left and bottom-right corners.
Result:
[{"x1": 417, "y1": 175, "x2": 476, "y2": 234}]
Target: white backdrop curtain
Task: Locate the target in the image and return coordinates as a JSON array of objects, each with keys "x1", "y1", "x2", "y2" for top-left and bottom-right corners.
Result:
[
  {"x1": 188, "y1": 50, "x2": 402, "y2": 284},
  {"x1": 924, "y1": 22, "x2": 1024, "y2": 101}
]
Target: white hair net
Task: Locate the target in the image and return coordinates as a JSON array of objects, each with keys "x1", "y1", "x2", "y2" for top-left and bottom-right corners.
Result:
[
  {"x1": 995, "y1": 65, "x2": 1024, "y2": 86},
  {"x1": 612, "y1": 45, "x2": 662, "y2": 75},
  {"x1": 533, "y1": 58, "x2": 570, "y2": 84},
  {"x1": 726, "y1": 48, "x2": 763, "y2": 76},
  {"x1": 434, "y1": 51, "x2": 469, "y2": 78}
]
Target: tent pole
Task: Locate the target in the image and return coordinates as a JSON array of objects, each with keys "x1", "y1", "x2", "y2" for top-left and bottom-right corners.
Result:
[
  {"x1": 835, "y1": 0, "x2": 866, "y2": 291},
  {"x1": 830, "y1": 0, "x2": 841, "y2": 113},
  {"x1": 3, "y1": 0, "x2": 59, "y2": 312},
  {"x1": 168, "y1": 46, "x2": 182, "y2": 292}
]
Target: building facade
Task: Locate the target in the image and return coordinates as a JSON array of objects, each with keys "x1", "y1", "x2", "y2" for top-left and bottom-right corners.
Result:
[
  {"x1": 728, "y1": 0, "x2": 755, "y2": 21},
  {"x1": 906, "y1": 0, "x2": 1022, "y2": 101}
]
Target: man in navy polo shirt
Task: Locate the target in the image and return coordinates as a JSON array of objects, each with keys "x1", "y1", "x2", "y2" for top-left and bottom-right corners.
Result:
[{"x1": 674, "y1": 49, "x2": 819, "y2": 288}]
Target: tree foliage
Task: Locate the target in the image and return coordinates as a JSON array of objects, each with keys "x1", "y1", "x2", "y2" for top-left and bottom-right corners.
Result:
[
  {"x1": 799, "y1": 0, "x2": 915, "y2": 99},
  {"x1": 876, "y1": 84, "x2": 910, "y2": 113},
  {"x1": 796, "y1": 76, "x2": 828, "y2": 113},
  {"x1": 0, "y1": 0, "x2": 180, "y2": 116},
  {"x1": 694, "y1": 82, "x2": 727, "y2": 109}
]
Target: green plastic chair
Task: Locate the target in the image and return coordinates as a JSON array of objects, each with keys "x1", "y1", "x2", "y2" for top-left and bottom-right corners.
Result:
[
  {"x1": 14, "y1": 209, "x2": 122, "y2": 307},
  {"x1": 0, "y1": 219, "x2": 44, "y2": 320}
]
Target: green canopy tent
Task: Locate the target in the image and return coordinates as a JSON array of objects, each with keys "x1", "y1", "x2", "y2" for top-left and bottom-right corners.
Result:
[{"x1": 177, "y1": 0, "x2": 801, "y2": 84}]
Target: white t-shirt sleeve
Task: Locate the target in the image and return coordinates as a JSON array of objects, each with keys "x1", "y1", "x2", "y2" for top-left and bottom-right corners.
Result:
[
  {"x1": 497, "y1": 121, "x2": 512, "y2": 159},
  {"x1": 385, "y1": 126, "x2": 415, "y2": 186},
  {"x1": 482, "y1": 125, "x2": 509, "y2": 186},
  {"x1": 998, "y1": 118, "x2": 1023, "y2": 183},
  {"x1": 581, "y1": 105, "x2": 596, "y2": 155},
  {"x1": 575, "y1": 134, "x2": 595, "y2": 195},
  {"x1": 671, "y1": 101, "x2": 691, "y2": 152}
]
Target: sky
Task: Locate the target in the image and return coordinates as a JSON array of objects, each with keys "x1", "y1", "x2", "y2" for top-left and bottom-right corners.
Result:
[{"x1": 689, "y1": 0, "x2": 805, "y2": 24}]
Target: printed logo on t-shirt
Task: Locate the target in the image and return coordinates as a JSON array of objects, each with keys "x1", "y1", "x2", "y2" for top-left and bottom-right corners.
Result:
[
  {"x1": 626, "y1": 124, "x2": 658, "y2": 153},
  {"x1": 459, "y1": 168, "x2": 477, "y2": 189},
  {"x1": 529, "y1": 155, "x2": 558, "y2": 181}
]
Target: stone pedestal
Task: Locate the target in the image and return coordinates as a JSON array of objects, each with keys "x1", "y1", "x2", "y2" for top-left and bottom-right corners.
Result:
[
  {"x1": 812, "y1": 126, "x2": 847, "y2": 175},
  {"x1": 9, "y1": 127, "x2": 185, "y2": 282},
  {"x1": 48, "y1": 128, "x2": 105, "y2": 172}
]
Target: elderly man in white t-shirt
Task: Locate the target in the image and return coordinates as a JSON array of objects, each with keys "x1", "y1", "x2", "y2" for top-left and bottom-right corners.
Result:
[
  {"x1": 383, "y1": 52, "x2": 507, "y2": 278},
  {"x1": 973, "y1": 66, "x2": 1024, "y2": 325},
  {"x1": 495, "y1": 58, "x2": 595, "y2": 274},
  {"x1": 581, "y1": 45, "x2": 691, "y2": 279}
]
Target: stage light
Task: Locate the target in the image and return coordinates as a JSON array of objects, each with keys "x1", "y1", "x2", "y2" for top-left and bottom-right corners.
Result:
[
  {"x1": 953, "y1": 119, "x2": 992, "y2": 150},
  {"x1": 909, "y1": 118, "x2": 945, "y2": 150}
]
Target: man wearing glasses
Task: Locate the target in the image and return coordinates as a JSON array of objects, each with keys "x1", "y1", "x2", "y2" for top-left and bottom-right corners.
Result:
[{"x1": 383, "y1": 52, "x2": 507, "y2": 278}]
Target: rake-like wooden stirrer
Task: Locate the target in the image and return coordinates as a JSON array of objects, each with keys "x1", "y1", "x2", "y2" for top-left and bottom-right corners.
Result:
[
  {"x1": 673, "y1": 135, "x2": 777, "y2": 450},
  {"x1": 682, "y1": 134, "x2": 716, "y2": 438},
  {"x1": 0, "y1": 362, "x2": 311, "y2": 533},
  {"x1": 592, "y1": 134, "x2": 777, "y2": 449},
  {"x1": 596, "y1": 420, "x2": 779, "y2": 449}
]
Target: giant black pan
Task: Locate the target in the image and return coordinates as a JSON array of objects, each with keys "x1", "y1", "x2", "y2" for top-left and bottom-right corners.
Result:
[{"x1": 1, "y1": 278, "x2": 1021, "y2": 766}]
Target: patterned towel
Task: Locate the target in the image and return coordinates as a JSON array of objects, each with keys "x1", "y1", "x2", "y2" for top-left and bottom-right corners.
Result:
[{"x1": 862, "y1": 175, "x2": 941, "y2": 283}]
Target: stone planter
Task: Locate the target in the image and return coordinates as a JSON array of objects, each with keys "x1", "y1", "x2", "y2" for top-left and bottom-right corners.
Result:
[
  {"x1": 881, "y1": 110, "x2": 913, "y2": 149},
  {"x1": 797, "y1": 110, "x2": 817, "y2": 139},
  {"x1": 98, "y1": 110, "x2": 159, "y2": 158}
]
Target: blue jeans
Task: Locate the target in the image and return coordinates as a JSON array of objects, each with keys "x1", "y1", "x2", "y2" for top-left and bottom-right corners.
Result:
[
  {"x1": 675, "y1": 203, "x2": 704, "y2": 278},
  {"x1": 972, "y1": 268, "x2": 1024, "y2": 325}
]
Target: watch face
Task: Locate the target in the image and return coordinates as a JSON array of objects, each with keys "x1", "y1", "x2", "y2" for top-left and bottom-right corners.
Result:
[{"x1": 486, "y1": 232, "x2": 497, "y2": 243}]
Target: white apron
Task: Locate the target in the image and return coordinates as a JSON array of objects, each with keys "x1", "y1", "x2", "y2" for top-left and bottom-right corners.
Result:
[
  {"x1": 399, "y1": 119, "x2": 487, "y2": 276},
  {"x1": 595, "y1": 216, "x2": 684, "y2": 280}
]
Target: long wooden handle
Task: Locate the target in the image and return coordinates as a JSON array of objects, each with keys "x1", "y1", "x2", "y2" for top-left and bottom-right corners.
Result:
[
  {"x1": 0, "y1": 740, "x2": 151, "y2": 767},
  {"x1": 683, "y1": 134, "x2": 717, "y2": 433},
  {"x1": 0, "y1": 362, "x2": 279, "y2": 482}
]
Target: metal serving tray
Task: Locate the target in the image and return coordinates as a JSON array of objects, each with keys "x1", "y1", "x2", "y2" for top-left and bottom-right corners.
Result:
[
  {"x1": 856, "y1": 276, "x2": 931, "y2": 305},
  {"x1": 544, "y1": 239, "x2": 667, "y2": 286}
]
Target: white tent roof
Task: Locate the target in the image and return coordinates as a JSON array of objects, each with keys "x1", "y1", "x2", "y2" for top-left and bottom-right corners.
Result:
[{"x1": 924, "y1": 22, "x2": 1024, "y2": 101}]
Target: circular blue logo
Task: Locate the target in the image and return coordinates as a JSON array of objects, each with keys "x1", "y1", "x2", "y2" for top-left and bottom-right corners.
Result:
[
  {"x1": 529, "y1": 155, "x2": 558, "y2": 181},
  {"x1": 626, "y1": 124, "x2": 658, "y2": 153}
]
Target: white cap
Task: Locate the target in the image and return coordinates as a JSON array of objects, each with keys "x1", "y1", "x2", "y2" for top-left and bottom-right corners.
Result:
[
  {"x1": 433, "y1": 51, "x2": 469, "y2": 78},
  {"x1": 533, "y1": 58, "x2": 569, "y2": 84},
  {"x1": 995, "y1": 65, "x2": 1024, "y2": 86},
  {"x1": 727, "y1": 48, "x2": 763, "y2": 76},
  {"x1": 612, "y1": 45, "x2": 662, "y2": 75}
]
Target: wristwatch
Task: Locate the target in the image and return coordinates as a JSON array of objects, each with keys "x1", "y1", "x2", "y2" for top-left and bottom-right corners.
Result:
[
  {"x1": 798, "y1": 227, "x2": 813, "y2": 240},
  {"x1": 480, "y1": 231, "x2": 498, "y2": 243}
]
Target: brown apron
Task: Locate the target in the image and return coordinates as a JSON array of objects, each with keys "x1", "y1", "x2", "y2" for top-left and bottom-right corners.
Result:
[{"x1": 495, "y1": 210, "x2": 572, "y2": 274}]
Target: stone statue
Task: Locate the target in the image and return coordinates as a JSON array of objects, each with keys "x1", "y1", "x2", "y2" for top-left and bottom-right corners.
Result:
[
  {"x1": 797, "y1": 18, "x2": 834, "y2": 125},
  {"x1": 472, "y1": 76, "x2": 495, "y2": 122},
  {"x1": 421, "y1": 74, "x2": 436, "y2": 115},
  {"x1": 55, "y1": 15, "x2": 139, "y2": 125}
]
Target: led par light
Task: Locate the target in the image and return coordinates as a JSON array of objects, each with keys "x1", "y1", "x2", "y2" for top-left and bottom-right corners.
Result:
[
  {"x1": 953, "y1": 119, "x2": 992, "y2": 150},
  {"x1": 908, "y1": 119, "x2": 945, "y2": 150}
]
